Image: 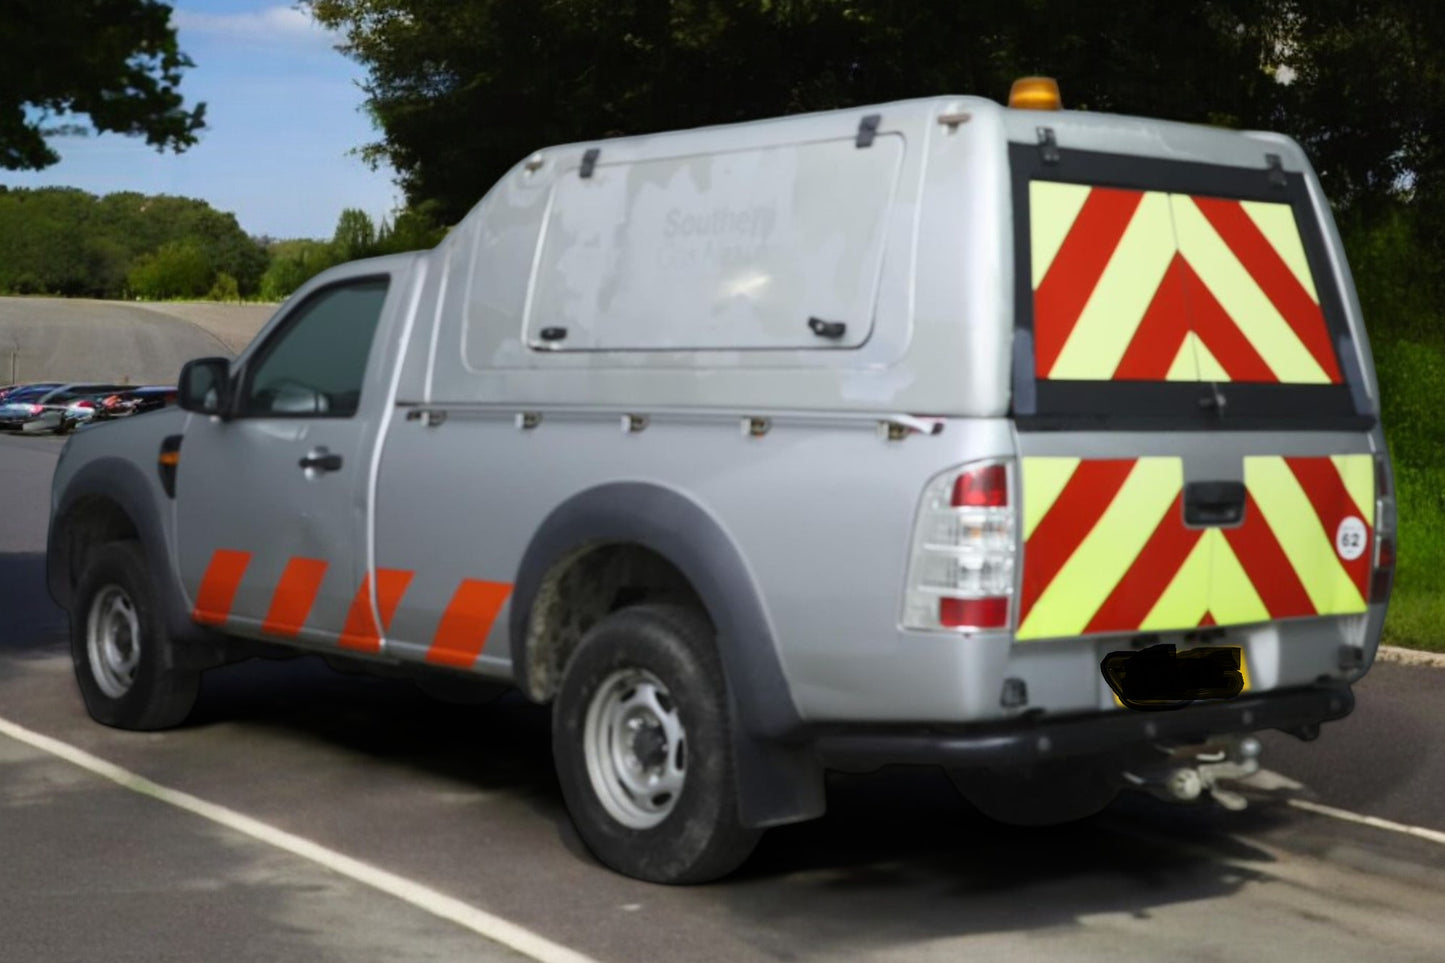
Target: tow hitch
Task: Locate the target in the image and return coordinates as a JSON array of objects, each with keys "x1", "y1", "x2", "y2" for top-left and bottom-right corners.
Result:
[{"x1": 1122, "y1": 734, "x2": 1262, "y2": 811}]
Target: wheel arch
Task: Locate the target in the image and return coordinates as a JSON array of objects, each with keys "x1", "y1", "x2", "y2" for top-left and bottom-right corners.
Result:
[
  {"x1": 510, "y1": 482, "x2": 800, "y2": 739},
  {"x1": 48, "y1": 457, "x2": 199, "y2": 645},
  {"x1": 510, "y1": 482, "x2": 824, "y2": 829}
]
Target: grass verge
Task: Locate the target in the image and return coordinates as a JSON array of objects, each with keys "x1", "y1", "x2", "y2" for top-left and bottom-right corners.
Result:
[{"x1": 1375, "y1": 338, "x2": 1445, "y2": 652}]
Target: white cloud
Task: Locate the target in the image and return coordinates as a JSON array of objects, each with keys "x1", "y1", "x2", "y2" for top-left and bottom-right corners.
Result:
[{"x1": 172, "y1": 6, "x2": 339, "y2": 48}]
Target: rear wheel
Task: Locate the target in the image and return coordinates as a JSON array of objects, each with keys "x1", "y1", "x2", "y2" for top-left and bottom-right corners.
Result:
[
  {"x1": 70, "y1": 540, "x2": 200, "y2": 730},
  {"x1": 552, "y1": 603, "x2": 761, "y2": 884}
]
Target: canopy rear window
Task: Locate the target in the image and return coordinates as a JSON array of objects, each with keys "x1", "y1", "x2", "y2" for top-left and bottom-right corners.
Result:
[{"x1": 1010, "y1": 144, "x2": 1371, "y2": 430}]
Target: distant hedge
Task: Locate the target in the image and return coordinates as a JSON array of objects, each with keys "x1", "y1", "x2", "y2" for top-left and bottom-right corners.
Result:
[{"x1": 0, "y1": 187, "x2": 448, "y2": 301}]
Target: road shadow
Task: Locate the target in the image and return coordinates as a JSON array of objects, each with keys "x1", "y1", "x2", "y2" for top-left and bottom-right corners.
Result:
[
  {"x1": 0, "y1": 552, "x2": 68, "y2": 658},
  {"x1": 180, "y1": 654, "x2": 1289, "y2": 949}
]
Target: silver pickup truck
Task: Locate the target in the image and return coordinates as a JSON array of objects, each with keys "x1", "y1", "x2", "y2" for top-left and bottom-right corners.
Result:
[{"x1": 48, "y1": 85, "x2": 1394, "y2": 884}]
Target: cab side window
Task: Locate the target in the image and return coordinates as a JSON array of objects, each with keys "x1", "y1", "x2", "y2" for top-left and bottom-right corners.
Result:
[{"x1": 240, "y1": 278, "x2": 390, "y2": 418}]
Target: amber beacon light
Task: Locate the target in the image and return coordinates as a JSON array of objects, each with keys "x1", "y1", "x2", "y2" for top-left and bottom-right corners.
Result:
[{"x1": 1009, "y1": 76, "x2": 1062, "y2": 110}]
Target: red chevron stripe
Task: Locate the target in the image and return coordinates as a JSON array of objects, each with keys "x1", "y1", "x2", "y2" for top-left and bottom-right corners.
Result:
[
  {"x1": 1286, "y1": 458, "x2": 1372, "y2": 596},
  {"x1": 1113, "y1": 255, "x2": 1192, "y2": 379},
  {"x1": 1020, "y1": 459, "x2": 1136, "y2": 622},
  {"x1": 1182, "y1": 259, "x2": 1276, "y2": 381},
  {"x1": 1083, "y1": 492, "x2": 1201, "y2": 633},
  {"x1": 1033, "y1": 187, "x2": 1145, "y2": 376},
  {"x1": 1190, "y1": 197, "x2": 1342, "y2": 383},
  {"x1": 1223, "y1": 493, "x2": 1317, "y2": 618}
]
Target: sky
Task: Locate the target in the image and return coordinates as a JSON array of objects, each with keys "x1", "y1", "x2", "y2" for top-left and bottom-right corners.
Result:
[{"x1": 1, "y1": 1, "x2": 401, "y2": 240}]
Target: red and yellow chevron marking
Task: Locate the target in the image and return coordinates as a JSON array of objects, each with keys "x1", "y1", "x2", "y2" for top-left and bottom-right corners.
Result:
[
  {"x1": 1018, "y1": 455, "x2": 1373, "y2": 641},
  {"x1": 1030, "y1": 182, "x2": 1341, "y2": 385}
]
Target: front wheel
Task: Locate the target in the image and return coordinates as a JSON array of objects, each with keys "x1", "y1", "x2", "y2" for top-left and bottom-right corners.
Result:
[
  {"x1": 70, "y1": 540, "x2": 200, "y2": 730},
  {"x1": 552, "y1": 603, "x2": 760, "y2": 884}
]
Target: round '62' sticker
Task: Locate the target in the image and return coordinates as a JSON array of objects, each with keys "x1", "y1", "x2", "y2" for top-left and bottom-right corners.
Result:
[{"x1": 1335, "y1": 516, "x2": 1368, "y2": 562}]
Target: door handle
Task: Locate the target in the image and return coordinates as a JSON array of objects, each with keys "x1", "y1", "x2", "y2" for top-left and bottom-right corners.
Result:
[
  {"x1": 1184, "y1": 481, "x2": 1245, "y2": 527},
  {"x1": 299, "y1": 448, "x2": 343, "y2": 473}
]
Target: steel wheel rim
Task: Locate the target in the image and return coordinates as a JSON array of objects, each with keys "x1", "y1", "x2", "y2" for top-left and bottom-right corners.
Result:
[
  {"x1": 582, "y1": 668, "x2": 687, "y2": 829},
  {"x1": 87, "y1": 585, "x2": 141, "y2": 699}
]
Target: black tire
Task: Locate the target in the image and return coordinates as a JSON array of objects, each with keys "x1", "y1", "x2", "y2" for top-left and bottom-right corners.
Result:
[
  {"x1": 70, "y1": 540, "x2": 200, "y2": 730},
  {"x1": 948, "y1": 758, "x2": 1121, "y2": 827},
  {"x1": 552, "y1": 603, "x2": 761, "y2": 884}
]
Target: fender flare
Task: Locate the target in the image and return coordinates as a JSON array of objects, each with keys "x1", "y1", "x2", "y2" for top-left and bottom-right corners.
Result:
[
  {"x1": 510, "y1": 482, "x2": 824, "y2": 827},
  {"x1": 48, "y1": 457, "x2": 203, "y2": 648}
]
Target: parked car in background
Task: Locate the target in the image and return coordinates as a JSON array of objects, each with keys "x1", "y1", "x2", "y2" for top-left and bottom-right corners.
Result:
[
  {"x1": 0, "y1": 382, "x2": 62, "y2": 405},
  {"x1": 0, "y1": 384, "x2": 130, "y2": 434},
  {"x1": 63, "y1": 386, "x2": 178, "y2": 432}
]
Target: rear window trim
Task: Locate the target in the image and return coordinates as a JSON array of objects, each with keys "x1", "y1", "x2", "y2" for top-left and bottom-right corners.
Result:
[{"x1": 1007, "y1": 143, "x2": 1372, "y2": 432}]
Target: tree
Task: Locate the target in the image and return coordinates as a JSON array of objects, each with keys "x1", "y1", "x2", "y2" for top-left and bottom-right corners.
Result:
[
  {"x1": 127, "y1": 238, "x2": 214, "y2": 299},
  {"x1": 332, "y1": 207, "x2": 378, "y2": 262},
  {"x1": 1, "y1": 0, "x2": 205, "y2": 170},
  {"x1": 259, "y1": 239, "x2": 339, "y2": 301},
  {"x1": 126, "y1": 238, "x2": 213, "y2": 299},
  {"x1": 306, "y1": 0, "x2": 1298, "y2": 223}
]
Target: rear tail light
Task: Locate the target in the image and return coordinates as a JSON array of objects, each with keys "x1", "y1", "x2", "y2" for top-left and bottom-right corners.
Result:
[
  {"x1": 903, "y1": 460, "x2": 1016, "y2": 631},
  {"x1": 26, "y1": 404, "x2": 42, "y2": 415}
]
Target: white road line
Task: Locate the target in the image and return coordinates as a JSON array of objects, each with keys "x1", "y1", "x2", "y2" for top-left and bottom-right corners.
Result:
[
  {"x1": 1286, "y1": 798, "x2": 1445, "y2": 846},
  {"x1": 0, "y1": 715, "x2": 600, "y2": 963}
]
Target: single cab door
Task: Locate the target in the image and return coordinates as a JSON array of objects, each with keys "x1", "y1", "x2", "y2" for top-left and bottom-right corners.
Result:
[{"x1": 174, "y1": 273, "x2": 400, "y2": 650}]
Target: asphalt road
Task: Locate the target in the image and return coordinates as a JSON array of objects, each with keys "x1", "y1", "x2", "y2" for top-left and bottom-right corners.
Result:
[
  {"x1": 0, "y1": 297, "x2": 272, "y2": 385},
  {"x1": 3, "y1": 433, "x2": 1444, "y2": 962}
]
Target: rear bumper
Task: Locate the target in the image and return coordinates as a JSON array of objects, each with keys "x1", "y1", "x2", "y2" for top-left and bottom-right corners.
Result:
[{"x1": 813, "y1": 682, "x2": 1353, "y2": 770}]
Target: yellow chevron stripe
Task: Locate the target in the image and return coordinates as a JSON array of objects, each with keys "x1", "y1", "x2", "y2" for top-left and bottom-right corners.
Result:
[
  {"x1": 1207, "y1": 530, "x2": 1271, "y2": 626},
  {"x1": 1018, "y1": 458, "x2": 1182, "y2": 640},
  {"x1": 1165, "y1": 334, "x2": 1199, "y2": 381},
  {"x1": 1049, "y1": 191, "x2": 1176, "y2": 381},
  {"x1": 1140, "y1": 534, "x2": 1212, "y2": 630},
  {"x1": 1193, "y1": 333, "x2": 1231, "y2": 382},
  {"x1": 1241, "y1": 200, "x2": 1319, "y2": 302},
  {"x1": 1022, "y1": 457, "x2": 1081, "y2": 541},
  {"x1": 1245, "y1": 456, "x2": 1366, "y2": 615},
  {"x1": 1031, "y1": 181, "x2": 1093, "y2": 289},
  {"x1": 1331, "y1": 454, "x2": 1375, "y2": 520},
  {"x1": 1173, "y1": 196, "x2": 1331, "y2": 384}
]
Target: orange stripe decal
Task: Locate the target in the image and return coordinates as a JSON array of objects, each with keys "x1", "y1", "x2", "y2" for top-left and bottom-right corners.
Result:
[
  {"x1": 260, "y1": 557, "x2": 329, "y2": 638},
  {"x1": 425, "y1": 580, "x2": 514, "y2": 668},
  {"x1": 193, "y1": 549, "x2": 252, "y2": 626},
  {"x1": 338, "y1": 568, "x2": 415, "y2": 653}
]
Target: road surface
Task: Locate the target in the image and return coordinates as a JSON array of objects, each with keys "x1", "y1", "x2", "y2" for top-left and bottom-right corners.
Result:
[{"x1": 2, "y1": 433, "x2": 1443, "y2": 962}]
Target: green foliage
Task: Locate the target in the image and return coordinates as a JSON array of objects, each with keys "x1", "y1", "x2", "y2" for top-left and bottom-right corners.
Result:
[
  {"x1": 0, "y1": 0, "x2": 205, "y2": 169},
  {"x1": 259, "y1": 239, "x2": 339, "y2": 301},
  {"x1": 372, "y1": 201, "x2": 447, "y2": 255},
  {"x1": 1373, "y1": 339, "x2": 1445, "y2": 652},
  {"x1": 207, "y1": 272, "x2": 240, "y2": 302},
  {"x1": 0, "y1": 187, "x2": 269, "y2": 298},
  {"x1": 332, "y1": 208, "x2": 378, "y2": 262},
  {"x1": 127, "y1": 238, "x2": 214, "y2": 299}
]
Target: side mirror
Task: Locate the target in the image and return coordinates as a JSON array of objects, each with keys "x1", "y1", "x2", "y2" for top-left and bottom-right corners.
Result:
[{"x1": 177, "y1": 357, "x2": 233, "y2": 416}]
